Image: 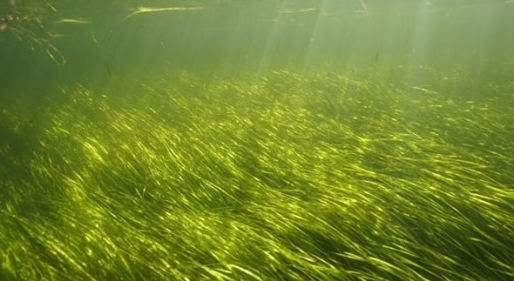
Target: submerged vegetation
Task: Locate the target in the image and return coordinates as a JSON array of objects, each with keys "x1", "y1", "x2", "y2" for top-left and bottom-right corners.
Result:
[
  {"x1": 1, "y1": 1, "x2": 513, "y2": 280},
  {"x1": 0, "y1": 66, "x2": 513, "y2": 280}
]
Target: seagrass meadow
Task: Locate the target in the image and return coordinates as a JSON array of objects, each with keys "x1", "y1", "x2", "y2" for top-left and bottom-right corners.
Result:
[{"x1": 1, "y1": 0, "x2": 514, "y2": 281}]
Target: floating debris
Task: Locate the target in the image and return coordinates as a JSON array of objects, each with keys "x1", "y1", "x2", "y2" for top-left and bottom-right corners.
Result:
[
  {"x1": 279, "y1": 7, "x2": 317, "y2": 14},
  {"x1": 54, "y1": 18, "x2": 91, "y2": 25},
  {"x1": 411, "y1": 86, "x2": 439, "y2": 95},
  {"x1": 124, "y1": 6, "x2": 204, "y2": 20},
  {"x1": 358, "y1": 0, "x2": 372, "y2": 17},
  {"x1": 91, "y1": 31, "x2": 98, "y2": 44}
]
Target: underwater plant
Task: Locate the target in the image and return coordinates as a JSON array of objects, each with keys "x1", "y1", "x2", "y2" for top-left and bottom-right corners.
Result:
[{"x1": 0, "y1": 66, "x2": 512, "y2": 280}]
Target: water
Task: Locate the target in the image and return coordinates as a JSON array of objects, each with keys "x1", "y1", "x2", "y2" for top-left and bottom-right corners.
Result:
[
  {"x1": 1, "y1": 1, "x2": 513, "y2": 280},
  {"x1": 2, "y1": 1, "x2": 513, "y2": 87}
]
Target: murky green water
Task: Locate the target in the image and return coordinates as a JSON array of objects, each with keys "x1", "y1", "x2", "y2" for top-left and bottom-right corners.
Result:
[{"x1": 1, "y1": 1, "x2": 513, "y2": 280}]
